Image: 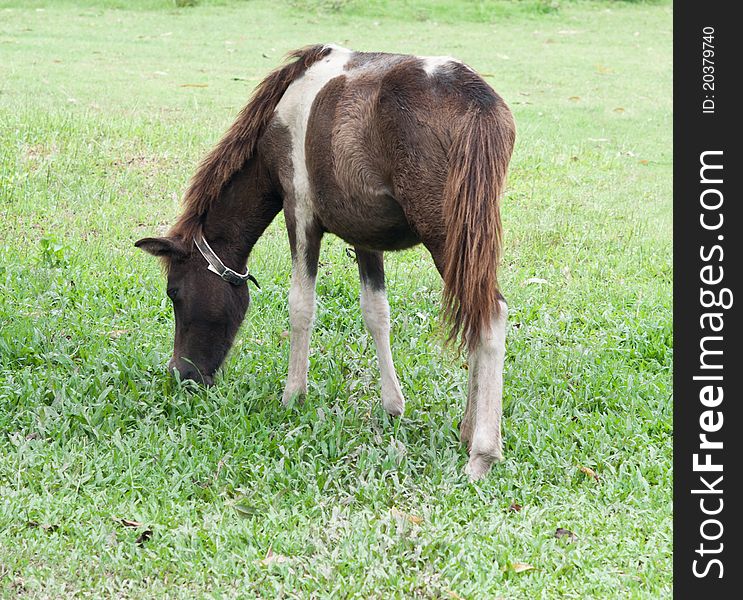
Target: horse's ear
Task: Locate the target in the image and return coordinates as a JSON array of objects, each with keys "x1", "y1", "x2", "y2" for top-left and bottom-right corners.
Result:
[{"x1": 134, "y1": 236, "x2": 187, "y2": 258}]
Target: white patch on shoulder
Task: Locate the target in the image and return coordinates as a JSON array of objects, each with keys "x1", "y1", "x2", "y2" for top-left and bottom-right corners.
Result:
[{"x1": 275, "y1": 46, "x2": 352, "y2": 245}]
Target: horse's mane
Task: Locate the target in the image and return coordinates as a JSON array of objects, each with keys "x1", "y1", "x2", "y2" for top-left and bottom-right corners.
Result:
[{"x1": 169, "y1": 44, "x2": 331, "y2": 241}]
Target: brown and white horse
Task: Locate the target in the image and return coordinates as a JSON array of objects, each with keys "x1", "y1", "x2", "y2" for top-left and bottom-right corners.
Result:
[{"x1": 135, "y1": 45, "x2": 515, "y2": 479}]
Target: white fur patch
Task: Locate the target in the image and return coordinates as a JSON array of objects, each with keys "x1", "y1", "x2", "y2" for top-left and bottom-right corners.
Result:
[
  {"x1": 421, "y1": 55, "x2": 457, "y2": 75},
  {"x1": 275, "y1": 45, "x2": 353, "y2": 249},
  {"x1": 282, "y1": 266, "x2": 316, "y2": 404},
  {"x1": 465, "y1": 300, "x2": 508, "y2": 479},
  {"x1": 360, "y1": 283, "x2": 405, "y2": 415}
]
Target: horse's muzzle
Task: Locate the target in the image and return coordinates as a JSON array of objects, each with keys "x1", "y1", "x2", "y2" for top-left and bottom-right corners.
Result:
[{"x1": 167, "y1": 357, "x2": 214, "y2": 386}]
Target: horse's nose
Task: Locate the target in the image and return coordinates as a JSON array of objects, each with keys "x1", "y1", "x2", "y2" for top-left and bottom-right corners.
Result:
[{"x1": 167, "y1": 357, "x2": 213, "y2": 386}]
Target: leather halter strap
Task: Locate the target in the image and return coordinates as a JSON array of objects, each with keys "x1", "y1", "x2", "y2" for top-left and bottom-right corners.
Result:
[{"x1": 194, "y1": 233, "x2": 260, "y2": 288}]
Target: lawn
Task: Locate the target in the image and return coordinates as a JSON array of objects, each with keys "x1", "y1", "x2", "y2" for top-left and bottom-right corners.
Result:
[{"x1": 0, "y1": 1, "x2": 672, "y2": 597}]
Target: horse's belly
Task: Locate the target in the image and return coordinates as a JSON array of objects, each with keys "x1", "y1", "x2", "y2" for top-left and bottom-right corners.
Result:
[{"x1": 315, "y1": 189, "x2": 420, "y2": 251}]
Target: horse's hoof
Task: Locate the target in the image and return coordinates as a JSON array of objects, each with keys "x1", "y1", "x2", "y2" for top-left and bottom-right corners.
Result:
[
  {"x1": 282, "y1": 387, "x2": 306, "y2": 406},
  {"x1": 465, "y1": 450, "x2": 503, "y2": 481},
  {"x1": 382, "y1": 395, "x2": 405, "y2": 417}
]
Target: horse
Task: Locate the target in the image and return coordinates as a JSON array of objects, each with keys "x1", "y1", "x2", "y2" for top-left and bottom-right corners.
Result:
[{"x1": 135, "y1": 44, "x2": 515, "y2": 480}]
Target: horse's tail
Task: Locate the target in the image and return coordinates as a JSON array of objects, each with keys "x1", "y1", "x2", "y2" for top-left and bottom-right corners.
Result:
[{"x1": 442, "y1": 100, "x2": 515, "y2": 352}]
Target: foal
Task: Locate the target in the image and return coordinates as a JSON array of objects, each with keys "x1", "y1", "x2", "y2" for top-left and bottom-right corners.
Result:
[{"x1": 136, "y1": 45, "x2": 515, "y2": 479}]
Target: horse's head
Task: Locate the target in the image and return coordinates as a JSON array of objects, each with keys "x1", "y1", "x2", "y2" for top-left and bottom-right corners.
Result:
[{"x1": 134, "y1": 235, "x2": 250, "y2": 385}]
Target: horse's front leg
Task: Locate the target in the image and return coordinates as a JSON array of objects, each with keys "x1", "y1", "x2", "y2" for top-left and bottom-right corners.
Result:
[
  {"x1": 464, "y1": 298, "x2": 508, "y2": 480},
  {"x1": 355, "y1": 248, "x2": 405, "y2": 416},
  {"x1": 282, "y1": 219, "x2": 322, "y2": 405}
]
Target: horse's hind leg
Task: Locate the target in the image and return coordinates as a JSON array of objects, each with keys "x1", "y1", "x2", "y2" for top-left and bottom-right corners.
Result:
[
  {"x1": 463, "y1": 299, "x2": 508, "y2": 480},
  {"x1": 355, "y1": 248, "x2": 405, "y2": 416},
  {"x1": 459, "y1": 359, "x2": 477, "y2": 447},
  {"x1": 422, "y1": 237, "x2": 507, "y2": 480},
  {"x1": 282, "y1": 218, "x2": 322, "y2": 406}
]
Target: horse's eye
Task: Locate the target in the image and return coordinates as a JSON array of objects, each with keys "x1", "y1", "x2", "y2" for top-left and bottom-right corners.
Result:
[{"x1": 167, "y1": 287, "x2": 179, "y2": 300}]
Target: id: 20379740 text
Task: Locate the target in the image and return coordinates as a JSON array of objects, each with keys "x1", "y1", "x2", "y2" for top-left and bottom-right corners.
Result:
[{"x1": 701, "y1": 26, "x2": 715, "y2": 114}]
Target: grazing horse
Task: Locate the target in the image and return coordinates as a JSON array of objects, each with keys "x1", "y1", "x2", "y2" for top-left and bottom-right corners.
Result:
[{"x1": 135, "y1": 45, "x2": 515, "y2": 479}]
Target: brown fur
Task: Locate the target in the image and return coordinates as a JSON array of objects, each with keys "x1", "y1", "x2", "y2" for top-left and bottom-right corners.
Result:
[
  {"x1": 305, "y1": 73, "x2": 421, "y2": 251},
  {"x1": 169, "y1": 44, "x2": 331, "y2": 242},
  {"x1": 304, "y1": 55, "x2": 515, "y2": 350}
]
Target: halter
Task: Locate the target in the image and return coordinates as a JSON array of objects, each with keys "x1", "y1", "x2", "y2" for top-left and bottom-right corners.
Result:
[{"x1": 194, "y1": 233, "x2": 260, "y2": 288}]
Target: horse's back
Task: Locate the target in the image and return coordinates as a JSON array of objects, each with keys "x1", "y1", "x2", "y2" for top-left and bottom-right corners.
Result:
[{"x1": 272, "y1": 45, "x2": 510, "y2": 251}]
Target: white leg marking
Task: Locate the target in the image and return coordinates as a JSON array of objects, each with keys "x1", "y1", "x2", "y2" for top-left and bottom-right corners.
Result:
[
  {"x1": 464, "y1": 300, "x2": 508, "y2": 481},
  {"x1": 283, "y1": 261, "x2": 316, "y2": 405},
  {"x1": 460, "y1": 351, "x2": 478, "y2": 447},
  {"x1": 360, "y1": 283, "x2": 405, "y2": 416}
]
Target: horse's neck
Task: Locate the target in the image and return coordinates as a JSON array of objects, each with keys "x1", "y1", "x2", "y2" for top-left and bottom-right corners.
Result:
[{"x1": 202, "y1": 156, "x2": 282, "y2": 268}]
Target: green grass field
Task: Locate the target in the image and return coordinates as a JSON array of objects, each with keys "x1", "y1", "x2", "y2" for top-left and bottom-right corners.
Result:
[{"x1": 0, "y1": 1, "x2": 672, "y2": 597}]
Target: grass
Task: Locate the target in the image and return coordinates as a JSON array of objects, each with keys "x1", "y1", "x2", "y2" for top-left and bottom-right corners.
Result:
[{"x1": 0, "y1": 0, "x2": 672, "y2": 597}]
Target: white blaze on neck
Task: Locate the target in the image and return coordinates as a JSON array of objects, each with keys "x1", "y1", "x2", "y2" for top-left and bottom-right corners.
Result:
[
  {"x1": 276, "y1": 45, "x2": 352, "y2": 137},
  {"x1": 276, "y1": 45, "x2": 353, "y2": 130}
]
